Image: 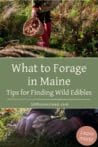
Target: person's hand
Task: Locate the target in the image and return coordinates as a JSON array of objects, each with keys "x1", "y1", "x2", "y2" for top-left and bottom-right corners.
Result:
[
  {"x1": 15, "y1": 113, "x2": 40, "y2": 136},
  {"x1": 44, "y1": 117, "x2": 83, "y2": 138},
  {"x1": 44, "y1": 119, "x2": 70, "y2": 138},
  {"x1": 31, "y1": 8, "x2": 37, "y2": 18}
]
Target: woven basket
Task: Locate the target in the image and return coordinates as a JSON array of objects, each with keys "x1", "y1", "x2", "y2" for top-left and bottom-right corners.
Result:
[{"x1": 23, "y1": 17, "x2": 44, "y2": 37}]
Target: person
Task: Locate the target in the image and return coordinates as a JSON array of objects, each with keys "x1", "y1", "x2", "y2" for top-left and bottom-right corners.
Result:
[
  {"x1": 31, "y1": 0, "x2": 61, "y2": 47},
  {"x1": 15, "y1": 108, "x2": 98, "y2": 138}
]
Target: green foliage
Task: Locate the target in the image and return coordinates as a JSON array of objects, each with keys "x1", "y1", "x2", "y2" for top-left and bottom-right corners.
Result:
[
  {"x1": 0, "y1": 1, "x2": 35, "y2": 46},
  {"x1": 52, "y1": 0, "x2": 98, "y2": 56},
  {"x1": 0, "y1": 37, "x2": 4, "y2": 45},
  {"x1": 20, "y1": 37, "x2": 38, "y2": 45},
  {"x1": 0, "y1": 120, "x2": 7, "y2": 141}
]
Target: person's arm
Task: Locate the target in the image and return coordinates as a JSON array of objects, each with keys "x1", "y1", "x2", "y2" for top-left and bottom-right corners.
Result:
[{"x1": 31, "y1": 0, "x2": 40, "y2": 18}]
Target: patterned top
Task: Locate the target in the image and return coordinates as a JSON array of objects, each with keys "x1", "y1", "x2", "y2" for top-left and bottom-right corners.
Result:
[{"x1": 32, "y1": 0, "x2": 52, "y2": 7}]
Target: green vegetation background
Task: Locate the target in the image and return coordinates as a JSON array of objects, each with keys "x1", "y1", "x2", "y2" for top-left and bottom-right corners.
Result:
[{"x1": 0, "y1": 0, "x2": 98, "y2": 56}]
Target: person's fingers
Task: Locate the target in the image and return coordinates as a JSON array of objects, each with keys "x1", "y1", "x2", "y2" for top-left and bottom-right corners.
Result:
[
  {"x1": 25, "y1": 113, "x2": 39, "y2": 136},
  {"x1": 15, "y1": 117, "x2": 26, "y2": 136},
  {"x1": 31, "y1": 9, "x2": 37, "y2": 18}
]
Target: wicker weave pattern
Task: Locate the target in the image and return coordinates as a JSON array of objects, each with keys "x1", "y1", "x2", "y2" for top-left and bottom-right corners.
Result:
[{"x1": 23, "y1": 17, "x2": 44, "y2": 37}]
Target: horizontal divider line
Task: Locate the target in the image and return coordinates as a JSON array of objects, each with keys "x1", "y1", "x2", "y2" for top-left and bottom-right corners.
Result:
[{"x1": 7, "y1": 98, "x2": 91, "y2": 101}]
